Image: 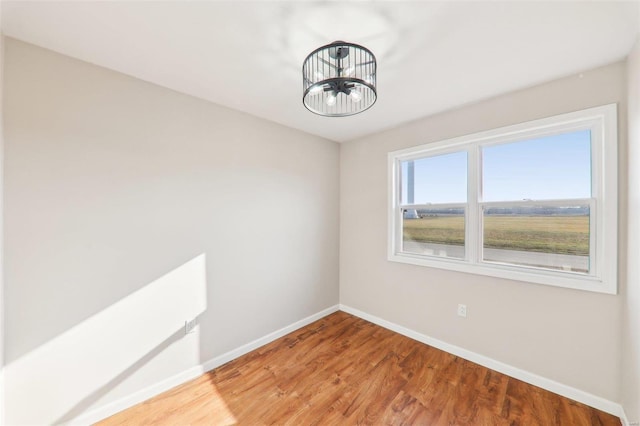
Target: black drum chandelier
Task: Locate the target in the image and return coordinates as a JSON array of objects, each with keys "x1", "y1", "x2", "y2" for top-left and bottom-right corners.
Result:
[{"x1": 302, "y1": 41, "x2": 377, "y2": 117}]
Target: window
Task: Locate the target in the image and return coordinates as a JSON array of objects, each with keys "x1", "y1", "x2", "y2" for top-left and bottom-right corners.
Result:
[{"x1": 388, "y1": 104, "x2": 617, "y2": 294}]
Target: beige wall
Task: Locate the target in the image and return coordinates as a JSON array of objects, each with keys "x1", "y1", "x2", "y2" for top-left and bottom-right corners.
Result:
[
  {"x1": 623, "y1": 36, "x2": 640, "y2": 425},
  {"x1": 2, "y1": 38, "x2": 339, "y2": 425},
  {"x1": 340, "y1": 61, "x2": 626, "y2": 403}
]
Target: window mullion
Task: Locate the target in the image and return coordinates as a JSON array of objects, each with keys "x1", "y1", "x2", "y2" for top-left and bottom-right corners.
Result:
[{"x1": 467, "y1": 146, "x2": 480, "y2": 264}]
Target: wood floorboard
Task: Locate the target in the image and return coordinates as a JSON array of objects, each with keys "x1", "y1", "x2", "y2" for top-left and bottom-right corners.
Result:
[{"x1": 97, "y1": 311, "x2": 620, "y2": 425}]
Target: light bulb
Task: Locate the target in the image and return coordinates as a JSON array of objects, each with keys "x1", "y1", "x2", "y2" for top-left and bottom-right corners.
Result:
[
  {"x1": 350, "y1": 89, "x2": 362, "y2": 103},
  {"x1": 309, "y1": 84, "x2": 323, "y2": 94},
  {"x1": 326, "y1": 93, "x2": 336, "y2": 106}
]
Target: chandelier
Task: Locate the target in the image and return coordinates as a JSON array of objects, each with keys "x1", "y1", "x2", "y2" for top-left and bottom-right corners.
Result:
[{"x1": 302, "y1": 41, "x2": 377, "y2": 117}]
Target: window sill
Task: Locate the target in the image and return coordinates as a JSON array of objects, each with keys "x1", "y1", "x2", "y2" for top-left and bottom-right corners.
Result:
[{"x1": 388, "y1": 251, "x2": 616, "y2": 295}]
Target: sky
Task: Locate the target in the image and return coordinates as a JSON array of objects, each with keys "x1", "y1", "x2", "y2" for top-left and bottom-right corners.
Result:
[{"x1": 401, "y1": 129, "x2": 591, "y2": 204}]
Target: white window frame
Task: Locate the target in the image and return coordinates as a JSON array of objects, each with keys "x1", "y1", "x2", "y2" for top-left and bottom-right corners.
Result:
[{"x1": 388, "y1": 104, "x2": 618, "y2": 294}]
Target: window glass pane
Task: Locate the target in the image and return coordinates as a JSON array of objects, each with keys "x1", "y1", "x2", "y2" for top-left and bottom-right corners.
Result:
[
  {"x1": 402, "y1": 208, "x2": 465, "y2": 259},
  {"x1": 401, "y1": 151, "x2": 467, "y2": 204},
  {"x1": 482, "y1": 205, "x2": 590, "y2": 273},
  {"x1": 482, "y1": 130, "x2": 591, "y2": 202}
]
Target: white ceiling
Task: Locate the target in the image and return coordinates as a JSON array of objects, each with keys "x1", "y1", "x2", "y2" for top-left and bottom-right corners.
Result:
[{"x1": 2, "y1": 1, "x2": 639, "y2": 142}]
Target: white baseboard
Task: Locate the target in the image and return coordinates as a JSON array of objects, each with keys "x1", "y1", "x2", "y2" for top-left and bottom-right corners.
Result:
[
  {"x1": 68, "y1": 303, "x2": 627, "y2": 425},
  {"x1": 200, "y1": 304, "x2": 339, "y2": 372},
  {"x1": 68, "y1": 364, "x2": 206, "y2": 426},
  {"x1": 339, "y1": 304, "x2": 625, "y2": 421},
  {"x1": 70, "y1": 304, "x2": 340, "y2": 425},
  {"x1": 621, "y1": 409, "x2": 629, "y2": 426}
]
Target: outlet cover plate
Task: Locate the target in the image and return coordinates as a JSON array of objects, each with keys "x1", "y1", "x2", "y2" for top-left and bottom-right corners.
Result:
[{"x1": 457, "y1": 304, "x2": 467, "y2": 318}]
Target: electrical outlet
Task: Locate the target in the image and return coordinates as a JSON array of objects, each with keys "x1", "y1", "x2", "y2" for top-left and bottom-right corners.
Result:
[
  {"x1": 457, "y1": 304, "x2": 467, "y2": 318},
  {"x1": 184, "y1": 318, "x2": 198, "y2": 335}
]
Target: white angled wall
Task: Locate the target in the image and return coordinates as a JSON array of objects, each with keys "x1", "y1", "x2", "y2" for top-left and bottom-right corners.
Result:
[
  {"x1": 2, "y1": 38, "x2": 339, "y2": 425},
  {"x1": 340, "y1": 61, "x2": 627, "y2": 404},
  {"x1": 0, "y1": 4, "x2": 5, "y2": 425}
]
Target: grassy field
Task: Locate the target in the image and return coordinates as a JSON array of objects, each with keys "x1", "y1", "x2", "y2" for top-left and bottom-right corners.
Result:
[{"x1": 403, "y1": 215, "x2": 589, "y2": 256}]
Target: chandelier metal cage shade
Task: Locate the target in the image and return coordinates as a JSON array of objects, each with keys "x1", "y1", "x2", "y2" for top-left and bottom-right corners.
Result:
[{"x1": 302, "y1": 41, "x2": 377, "y2": 117}]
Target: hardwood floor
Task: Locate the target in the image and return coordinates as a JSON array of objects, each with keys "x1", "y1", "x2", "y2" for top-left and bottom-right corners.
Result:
[{"x1": 98, "y1": 312, "x2": 620, "y2": 425}]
